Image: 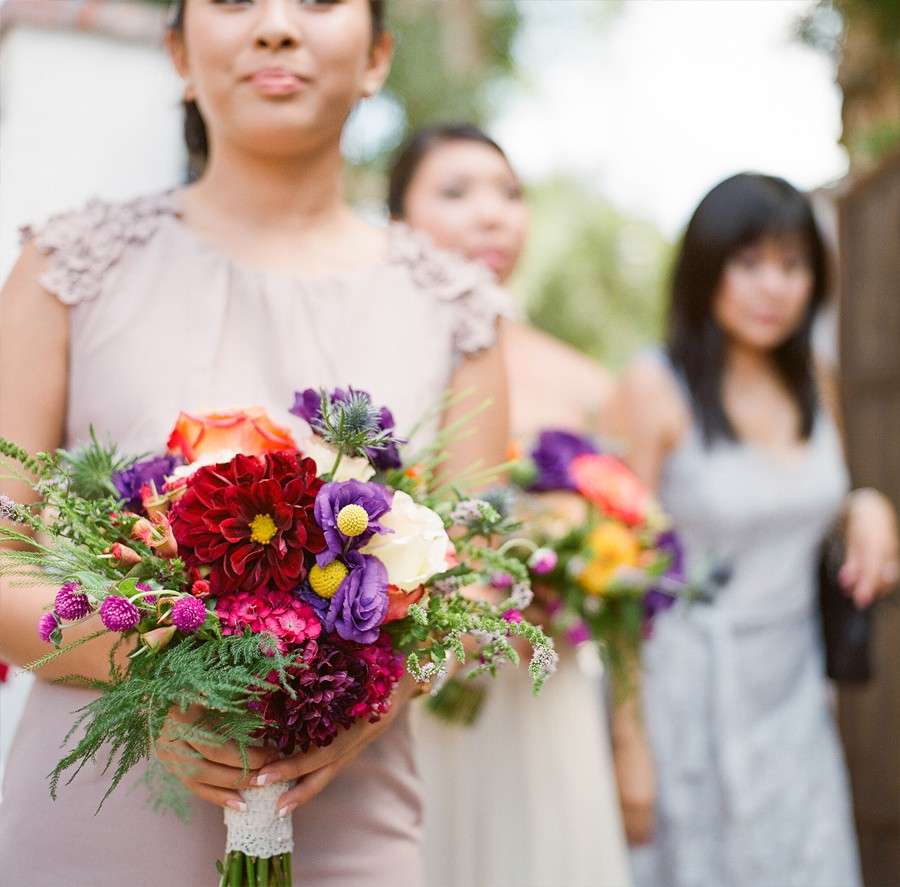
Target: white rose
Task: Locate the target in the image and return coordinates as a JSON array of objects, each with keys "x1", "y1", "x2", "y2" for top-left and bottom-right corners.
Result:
[
  {"x1": 299, "y1": 436, "x2": 375, "y2": 483},
  {"x1": 361, "y1": 490, "x2": 451, "y2": 591}
]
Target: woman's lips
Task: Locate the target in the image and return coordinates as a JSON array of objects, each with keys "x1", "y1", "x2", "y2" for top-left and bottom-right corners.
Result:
[
  {"x1": 471, "y1": 248, "x2": 510, "y2": 274},
  {"x1": 247, "y1": 69, "x2": 306, "y2": 96}
]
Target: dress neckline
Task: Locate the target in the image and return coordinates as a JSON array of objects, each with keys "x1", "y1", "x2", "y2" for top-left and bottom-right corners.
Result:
[{"x1": 162, "y1": 188, "x2": 411, "y2": 285}]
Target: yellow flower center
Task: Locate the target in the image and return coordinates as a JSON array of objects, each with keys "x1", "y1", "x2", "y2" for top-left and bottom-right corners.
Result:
[
  {"x1": 249, "y1": 513, "x2": 278, "y2": 545},
  {"x1": 309, "y1": 561, "x2": 349, "y2": 600},
  {"x1": 336, "y1": 504, "x2": 369, "y2": 538}
]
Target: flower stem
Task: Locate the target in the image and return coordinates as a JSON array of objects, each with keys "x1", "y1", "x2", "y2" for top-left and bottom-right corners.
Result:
[
  {"x1": 228, "y1": 851, "x2": 242, "y2": 885},
  {"x1": 327, "y1": 446, "x2": 345, "y2": 482},
  {"x1": 258, "y1": 856, "x2": 270, "y2": 887}
]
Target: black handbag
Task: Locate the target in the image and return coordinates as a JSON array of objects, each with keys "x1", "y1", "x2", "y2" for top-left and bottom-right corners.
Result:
[{"x1": 818, "y1": 533, "x2": 873, "y2": 683}]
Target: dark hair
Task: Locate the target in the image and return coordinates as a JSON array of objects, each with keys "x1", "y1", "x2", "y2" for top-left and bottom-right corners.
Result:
[
  {"x1": 666, "y1": 172, "x2": 829, "y2": 446},
  {"x1": 387, "y1": 123, "x2": 509, "y2": 219},
  {"x1": 169, "y1": 0, "x2": 387, "y2": 176}
]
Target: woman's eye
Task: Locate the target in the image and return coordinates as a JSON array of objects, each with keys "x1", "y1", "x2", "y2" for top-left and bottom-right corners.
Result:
[
  {"x1": 212, "y1": 0, "x2": 253, "y2": 6},
  {"x1": 439, "y1": 186, "x2": 468, "y2": 200},
  {"x1": 734, "y1": 251, "x2": 760, "y2": 269},
  {"x1": 504, "y1": 184, "x2": 524, "y2": 201}
]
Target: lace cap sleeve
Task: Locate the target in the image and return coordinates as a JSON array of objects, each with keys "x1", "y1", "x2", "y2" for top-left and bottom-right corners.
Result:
[
  {"x1": 18, "y1": 192, "x2": 176, "y2": 306},
  {"x1": 390, "y1": 225, "x2": 516, "y2": 356}
]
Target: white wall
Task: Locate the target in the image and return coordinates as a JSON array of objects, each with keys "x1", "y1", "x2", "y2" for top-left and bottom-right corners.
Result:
[{"x1": 0, "y1": 24, "x2": 184, "y2": 783}]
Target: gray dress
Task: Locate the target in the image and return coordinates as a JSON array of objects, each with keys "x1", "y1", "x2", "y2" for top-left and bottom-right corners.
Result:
[
  {"x1": 631, "y1": 357, "x2": 862, "y2": 887},
  {"x1": 0, "y1": 191, "x2": 509, "y2": 886}
]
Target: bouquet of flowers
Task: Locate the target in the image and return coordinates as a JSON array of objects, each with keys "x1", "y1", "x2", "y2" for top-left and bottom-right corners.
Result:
[
  {"x1": 0, "y1": 388, "x2": 555, "y2": 887},
  {"x1": 503, "y1": 429, "x2": 693, "y2": 694}
]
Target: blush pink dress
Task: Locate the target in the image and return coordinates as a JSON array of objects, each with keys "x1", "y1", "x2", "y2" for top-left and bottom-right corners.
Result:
[{"x1": 0, "y1": 191, "x2": 510, "y2": 886}]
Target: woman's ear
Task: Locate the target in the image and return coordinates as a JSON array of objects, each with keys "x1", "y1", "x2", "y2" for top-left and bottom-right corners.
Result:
[
  {"x1": 165, "y1": 27, "x2": 190, "y2": 81},
  {"x1": 361, "y1": 31, "x2": 394, "y2": 99}
]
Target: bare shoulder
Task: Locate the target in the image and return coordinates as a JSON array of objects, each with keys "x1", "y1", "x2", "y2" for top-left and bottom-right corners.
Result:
[
  {"x1": 615, "y1": 352, "x2": 690, "y2": 448},
  {"x1": 1, "y1": 240, "x2": 67, "y2": 326}
]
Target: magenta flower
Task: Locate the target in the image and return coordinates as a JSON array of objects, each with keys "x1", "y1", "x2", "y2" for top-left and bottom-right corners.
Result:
[
  {"x1": 528, "y1": 547, "x2": 558, "y2": 576},
  {"x1": 172, "y1": 596, "x2": 207, "y2": 633},
  {"x1": 54, "y1": 581, "x2": 92, "y2": 621},
  {"x1": 215, "y1": 588, "x2": 321, "y2": 652},
  {"x1": 38, "y1": 612, "x2": 59, "y2": 643},
  {"x1": 99, "y1": 596, "x2": 140, "y2": 632}
]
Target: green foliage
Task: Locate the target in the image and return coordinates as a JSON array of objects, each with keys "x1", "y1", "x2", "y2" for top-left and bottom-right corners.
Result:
[
  {"x1": 49, "y1": 632, "x2": 292, "y2": 814},
  {"x1": 385, "y1": 0, "x2": 521, "y2": 138},
  {"x1": 510, "y1": 177, "x2": 672, "y2": 370}
]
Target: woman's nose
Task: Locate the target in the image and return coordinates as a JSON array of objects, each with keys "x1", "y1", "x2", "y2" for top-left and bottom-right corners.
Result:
[{"x1": 253, "y1": 0, "x2": 302, "y2": 51}]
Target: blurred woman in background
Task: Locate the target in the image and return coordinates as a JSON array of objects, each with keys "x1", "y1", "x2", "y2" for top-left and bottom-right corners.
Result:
[
  {"x1": 389, "y1": 123, "x2": 631, "y2": 887},
  {"x1": 613, "y1": 172, "x2": 899, "y2": 887}
]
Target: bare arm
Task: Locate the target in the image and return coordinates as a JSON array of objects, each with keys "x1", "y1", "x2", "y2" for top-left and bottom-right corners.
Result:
[
  {"x1": 439, "y1": 319, "x2": 510, "y2": 487},
  {"x1": 0, "y1": 244, "x2": 118, "y2": 681},
  {"x1": 606, "y1": 355, "x2": 686, "y2": 844},
  {"x1": 816, "y1": 360, "x2": 899, "y2": 605}
]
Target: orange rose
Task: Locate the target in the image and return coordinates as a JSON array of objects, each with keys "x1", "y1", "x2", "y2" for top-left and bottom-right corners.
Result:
[
  {"x1": 166, "y1": 407, "x2": 296, "y2": 462},
  {"x1": 570, "y1": 453, "x2": 650, "y2": 527},
  {"x1": 383, "y1": 584, "x2": 426, "y2": 624}
]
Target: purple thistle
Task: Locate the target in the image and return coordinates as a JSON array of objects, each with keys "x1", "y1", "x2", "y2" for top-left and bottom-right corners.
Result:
[
  {"x1": 99, "y1": 596, "x2": 141, "y2": 632},
  {"x1": 54, "y1": 581, "x2": 92, "y2": 621},
  {"x1": 172, "y1": 596, "x2": 207, "y2": 633},
  {"x1": 38, "y1": 612, "x2": 59, "y2": 643},
  {"x1": 290, "y1": 387, "x2": 403, "y2": 470},
  {"x1": 112, "y1": 454, "x2": 182, "y2": 512},
  {"x1": 528, "y1": 429, "x2": 598, "y2": 492}
]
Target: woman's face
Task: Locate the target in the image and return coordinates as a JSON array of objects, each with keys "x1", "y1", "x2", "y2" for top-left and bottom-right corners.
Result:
[
  {"x1": 401, "y1": 140, "x2": 530, "y2": 283},
  {"x1": 713, "y1": 235, "x2": 815, "y2": 351},
  {"x1": 170, "y1": 0, "x2": 391, "y2": 157}
]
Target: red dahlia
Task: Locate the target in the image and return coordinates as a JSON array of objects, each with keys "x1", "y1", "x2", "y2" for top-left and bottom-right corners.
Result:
[{"x1": 170, "y1": 451, "x2": 325, "y2": 596}]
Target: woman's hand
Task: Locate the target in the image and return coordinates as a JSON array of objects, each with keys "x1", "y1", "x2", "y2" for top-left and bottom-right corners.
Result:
[
  {"x1": 155, "y1": 704, "x2": 279, "y2": 811},
  {"x1": 841, "y1": 488, "x2": 900, "y2": 608},
  {"x1": 157, "y1": 676, "x2": 417, "y2": 816}
]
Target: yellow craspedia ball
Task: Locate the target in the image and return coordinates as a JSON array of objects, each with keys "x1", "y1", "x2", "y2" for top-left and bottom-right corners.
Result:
[
  {"x1": 336, "y1": 504, "x2": 369, "y2": 538},
  {"x1": 309, "y1": 561, "x2": 349, "y2": 599}
]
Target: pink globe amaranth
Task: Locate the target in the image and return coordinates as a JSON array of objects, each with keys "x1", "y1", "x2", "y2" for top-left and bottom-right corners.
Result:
[
  {"x1": 54, "y1": 581, "x2": 92, "y2": 621},
  {"x1": 528, "y1": 547, "x2": 558, "y2": 576},
  {"x1": 171, "y1": 596, "x2": 207, "y2": 633},
  {"x1": 38, "y1": 611, "x2": 59, "y2": 643},
  {"x1": 99, "y1": 595, "x2": 141, "y2": 632}
]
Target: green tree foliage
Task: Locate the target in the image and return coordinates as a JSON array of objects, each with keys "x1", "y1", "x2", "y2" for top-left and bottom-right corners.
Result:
[{"x1": 510, "y1": 178, "x2": 672, "y2": 370}]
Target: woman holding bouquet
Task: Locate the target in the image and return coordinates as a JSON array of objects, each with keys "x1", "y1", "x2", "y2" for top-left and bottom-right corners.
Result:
[
  {"x1": 614, "y1": 173, "x2": 899, "y2": 887},
  {"x1": 389, "y1": 124, "x2": 632, "y2": 887},
  {"x1": 0, "y1": 1, "x2": 512, "y2": 883}
]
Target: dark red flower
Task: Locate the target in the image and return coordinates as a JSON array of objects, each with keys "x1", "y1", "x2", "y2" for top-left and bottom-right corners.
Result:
[
  {"x1": 252, "y1": 631, "x2": 403, "y2": 753},
  {"x1": 170, "y1": 451, "x2": 325, "y2": 596}
]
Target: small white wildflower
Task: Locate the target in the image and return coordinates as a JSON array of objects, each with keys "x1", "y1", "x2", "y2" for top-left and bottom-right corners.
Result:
[{"x1": 507, "y1": 582, "x2": 534, "y2": 610}]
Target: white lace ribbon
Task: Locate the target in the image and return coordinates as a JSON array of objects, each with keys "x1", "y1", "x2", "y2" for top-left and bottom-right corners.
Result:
[{"x1": 224, "y1": 782, "x2": 296, "y2": 858}]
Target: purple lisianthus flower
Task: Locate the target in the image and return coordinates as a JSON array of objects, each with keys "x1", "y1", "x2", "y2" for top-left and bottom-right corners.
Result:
[
  {"x1": 644, "y1": 530, "x2": 685, "y2": 621},
  {"x1": 290, "y1": 387, "x2": 403, "y2": 471},
  {"x1": 314, "y1": 480, "x2": 393, "y2": 567},
  {"x1": 302, "y1": 552, "x2": 388, "y2": 645},
  {"x1": 528, "y1": 429, "x2": 598, "y2": 492},
  {"x1": 112, "y1": 454, "x2": 182, "y2": 512}
]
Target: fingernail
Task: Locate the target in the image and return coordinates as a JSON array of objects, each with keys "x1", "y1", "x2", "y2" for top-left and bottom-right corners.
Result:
[
  {"x1": 226, "y1": 800, "x2": 247, "y2": 812},
  {"x1": 278, "y1": 804, "x2": 296, "y2": 818},
  {"x1": 252, "y1": 774, "x2": 268, "y2": 787}
]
